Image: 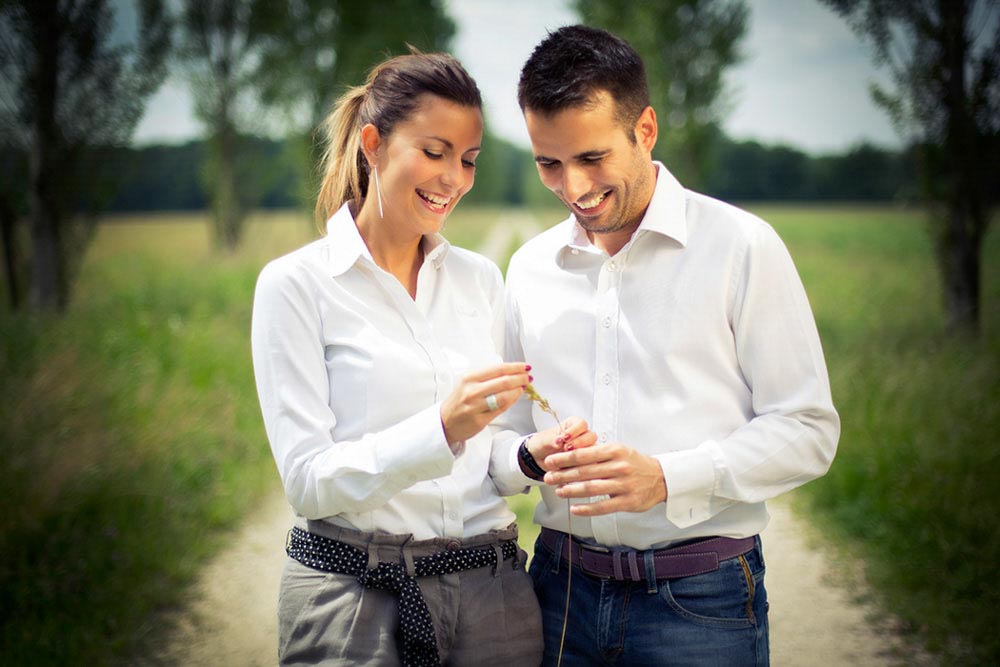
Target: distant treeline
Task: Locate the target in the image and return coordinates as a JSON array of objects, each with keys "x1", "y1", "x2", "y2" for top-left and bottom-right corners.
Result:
[{"x1": 88, "y1": 133, "x2": 917, "y2": 213}]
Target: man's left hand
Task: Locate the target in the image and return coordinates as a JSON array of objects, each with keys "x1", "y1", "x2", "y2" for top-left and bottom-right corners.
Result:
[{"x1": 543, "y1": 443, "x2": 667, "y2": 515}]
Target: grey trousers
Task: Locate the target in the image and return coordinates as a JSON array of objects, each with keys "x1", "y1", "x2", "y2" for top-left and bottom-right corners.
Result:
[{"x1": 277, "y1": 519, "x2": 543, "y2": 666}]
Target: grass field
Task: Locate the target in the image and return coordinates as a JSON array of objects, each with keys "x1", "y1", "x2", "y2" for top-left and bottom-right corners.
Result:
[{"x1": 1, "y1": 204, "x2": 997, "y2": 664}]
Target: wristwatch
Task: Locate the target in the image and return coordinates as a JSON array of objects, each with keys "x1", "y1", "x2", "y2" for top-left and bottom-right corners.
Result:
[{"x1": 518, "y1": 439, "x2": 547, "y2": 480}]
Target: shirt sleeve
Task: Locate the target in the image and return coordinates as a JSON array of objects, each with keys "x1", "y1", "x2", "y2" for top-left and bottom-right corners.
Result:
[
  {"x1": 659, "y1": 223, "x2": 840, "y2": 529},
  {"x1": 250, "y1": 261, "x2": 455, "y2": 520},
  {"x1": 489, "y1": 267, "x2": 546, "y2": 495}
]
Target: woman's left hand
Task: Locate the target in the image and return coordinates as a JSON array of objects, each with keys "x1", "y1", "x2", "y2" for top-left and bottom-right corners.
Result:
[{"x1": 525, "y1": 416, "x2": 597, "y2": 472}]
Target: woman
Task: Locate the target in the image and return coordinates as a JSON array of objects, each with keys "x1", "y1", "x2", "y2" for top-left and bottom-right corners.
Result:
[{"x1": 251, "y1": 51, "x2": 589, "y2": 666}]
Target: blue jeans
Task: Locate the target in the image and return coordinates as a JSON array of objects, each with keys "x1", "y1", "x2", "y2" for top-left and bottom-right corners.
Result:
[{"x1": 529, "y1": 534, "x2": 769, "y2": 666}]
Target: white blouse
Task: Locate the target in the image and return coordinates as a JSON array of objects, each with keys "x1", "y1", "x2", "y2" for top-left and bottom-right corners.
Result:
[{"x1": 251, "y1": 203, "x2": 516, "y2": 540}]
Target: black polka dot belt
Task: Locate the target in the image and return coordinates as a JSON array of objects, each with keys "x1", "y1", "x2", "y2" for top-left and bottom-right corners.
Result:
[{"x1": 286, "y1": 526, "x2": 518, "y2": 667}]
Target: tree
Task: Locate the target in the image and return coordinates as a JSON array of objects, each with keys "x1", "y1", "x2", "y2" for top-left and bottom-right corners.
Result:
[
  {"x1": 178, "y1": 0, "x2": 266, "y2": 252},
  {"x1": 821, "y1": 0, "x2": 999, "y2": 332},
  {"x1": 249, "y1": 0, "x2": 456, "y2": 208},
  {"x1": 0, "y1": 0, "x2": 170, "y2": 310},
  {"x1": 577, "y1": 0, "x2": 749, "y2": 190}
]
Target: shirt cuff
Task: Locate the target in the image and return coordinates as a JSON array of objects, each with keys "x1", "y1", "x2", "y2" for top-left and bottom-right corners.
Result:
[
  {"x1": 513, "y1": 434, "x2": 548, "y2": 485},
  {"x1": 493, "y1": 434, "x2": 545, "y2": 495},
  {"x1": 658, "y1": 444, "x2": 718, "y2": 529},
  {"x1": 376, "y1": 403, "x2": 455, "y2": 484}
]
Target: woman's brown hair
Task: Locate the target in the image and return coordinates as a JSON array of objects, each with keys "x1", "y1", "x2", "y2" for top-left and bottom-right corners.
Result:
[{"x1": 315, "y1": 49, "x2": 482, "y2": 223}]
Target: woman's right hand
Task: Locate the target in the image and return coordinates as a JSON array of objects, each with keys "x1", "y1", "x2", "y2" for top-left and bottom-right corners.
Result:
[
  {"x1": 441, "y1": 362, "x2": 531, "y2": 445},
  {"x1": 525, "y1": 417, "x2": 597, "y2": 472}
]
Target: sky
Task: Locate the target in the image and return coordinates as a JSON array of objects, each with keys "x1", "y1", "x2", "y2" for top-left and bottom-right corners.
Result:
[{"x1": 133, "y1": 0, "x2": 901, "y2": 154}]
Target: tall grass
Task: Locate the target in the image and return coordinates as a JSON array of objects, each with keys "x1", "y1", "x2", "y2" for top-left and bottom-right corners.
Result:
[
  {"x1": 1, "y1": 204, "x2": 996, "y2": 664},
  {"x1": 0, "y1": 211, "x2": 315, "y2": 664},
  {"x1": 748, "y1": 204, "x2": 999, "y2": 664}
]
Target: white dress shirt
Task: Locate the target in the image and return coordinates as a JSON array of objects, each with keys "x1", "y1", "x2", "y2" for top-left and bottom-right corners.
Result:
[
  {"x1": 491, "y1": 163, "x2": 840, "y2": 550},
  {"x1": 252, "y1": 203, "x2": 516, "y2": 540}
]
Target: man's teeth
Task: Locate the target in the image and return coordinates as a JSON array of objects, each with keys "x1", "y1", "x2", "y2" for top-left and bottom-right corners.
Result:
[
  {"x1": 418, "y1": 190, "x2": 451, "y2": 207},
  {"x1": 577, "y1": 192, "x2": 609, "y2": 210}
]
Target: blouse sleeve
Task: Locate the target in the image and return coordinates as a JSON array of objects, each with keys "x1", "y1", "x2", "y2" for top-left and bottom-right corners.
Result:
[{"x1": 250, "y1": 260, "x2": 455, "y2": 520}]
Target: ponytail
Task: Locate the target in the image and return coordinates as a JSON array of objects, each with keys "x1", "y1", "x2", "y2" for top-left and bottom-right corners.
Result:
[{"x1": 315, "y1": 84, "x2": 369, "y2": 222}]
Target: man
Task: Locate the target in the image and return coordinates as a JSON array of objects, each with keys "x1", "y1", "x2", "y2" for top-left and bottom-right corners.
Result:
[{"x1": 490, "y1": 25, "x2": 840, "y2": 665}]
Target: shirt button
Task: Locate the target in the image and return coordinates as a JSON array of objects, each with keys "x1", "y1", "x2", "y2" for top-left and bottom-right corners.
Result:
[
  {"x1": 571, "y1": 248, "x2": 580, "y2": 255},
  {"x1": 602, "y1": 373, "x2": 612, "y2": 385},
  {"x1": 602, "y1": 316, "x2": 612, "y2": 327},
  {"x1": 599, "y1": 433, "x2": 608, "y2": 443},
  {"x1": 446, "y1": 539, "x2": 462, "y2": 551},
  {"x1": 607, "y1": 261, "x2": 616, "y2": 271}
]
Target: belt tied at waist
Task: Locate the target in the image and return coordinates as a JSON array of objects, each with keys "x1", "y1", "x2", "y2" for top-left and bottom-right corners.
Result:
[
  {"x1": 286, "y1": 526, "x2": 517, "y2": 667},
  {"x1": 541, "y1": 527, "x2": 756, "y2": 582}
]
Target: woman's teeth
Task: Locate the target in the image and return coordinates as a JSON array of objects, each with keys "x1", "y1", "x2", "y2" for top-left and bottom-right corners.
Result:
[{"x1": 417, "y1": 189, "x2": 450, "y2": 209}]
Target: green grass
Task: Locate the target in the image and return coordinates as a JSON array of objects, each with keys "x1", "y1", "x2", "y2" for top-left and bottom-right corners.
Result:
[
  {"x1": 1, "y1": 204, "x2": 997, "y2": 664},
  {"x1": 745, "y1": 204, "x2": 1000, "y2": 664},
  {"x1": 0, "y1": 210, "x2": 316, "y2": 664}
]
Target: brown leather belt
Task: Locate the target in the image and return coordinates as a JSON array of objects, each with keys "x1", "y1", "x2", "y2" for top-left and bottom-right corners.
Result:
[{"x1": 540, "y1": 527, "x2": 756, "y2": 582}]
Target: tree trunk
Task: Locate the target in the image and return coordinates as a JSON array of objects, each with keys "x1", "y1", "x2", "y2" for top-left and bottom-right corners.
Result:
[
  {"x1": 211, "y1": 123, "x2": 242, "y2": 253},
  {"x1": 0, "y1": 197, "x2": 21, "y2": 309},
  {"x1": 938, "y1": 0, "x2": 981, "y2": 333},
  {"x1": 941, "y1": 205, "x2": 981, "y2": 331},
  {"x1": 27, "y1": 3, "x2": 65, "y2": 311}
]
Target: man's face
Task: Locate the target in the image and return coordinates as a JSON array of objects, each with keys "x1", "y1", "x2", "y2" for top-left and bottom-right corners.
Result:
[{"x1": 524, "y1": 91, "x2": 657, "y2": 246}]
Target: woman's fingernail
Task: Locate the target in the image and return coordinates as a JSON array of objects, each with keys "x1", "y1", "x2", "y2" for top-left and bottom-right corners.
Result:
[
  {"x1": 528, "y1": 375, "x2": 534, "y2": 382},
  {"x1": 525, "y1": 364, "x2": 532, "y2": 371},
  {"x1": 566, "y1": 444, "x2": 574, "y2": 451}
]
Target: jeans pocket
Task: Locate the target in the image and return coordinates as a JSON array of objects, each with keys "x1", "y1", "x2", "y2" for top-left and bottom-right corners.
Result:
[{"x1": 657, "y1": 557, "x2": 757, "y2": 629}]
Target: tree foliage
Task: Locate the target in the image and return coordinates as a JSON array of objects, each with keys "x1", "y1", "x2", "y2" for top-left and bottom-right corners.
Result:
[
  {"x1": 178, "y1": 0, "x2": 267, "y2": 251},
  {"x1": 576, "y1": 0, "x2": 748, "y2": 190},
  {"x1": 821, "y1": 0, "x2": 999, "y2": 332},
  {"x1": 249, "y1": 0, "x2": 456, "y2": 210},
  {"x1": 177, "y1": 1, "x2": 457, "y2": 242},
  {"x1": 251, "y1": 0, "x2": 455, "y2": 129},
  {"x1": 0, "y1": 0, "x2": 170, "y2": 310}
]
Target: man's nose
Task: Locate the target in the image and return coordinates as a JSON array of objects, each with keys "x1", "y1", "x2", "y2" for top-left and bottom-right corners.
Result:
[{"x1": 561, "y1": 166, "x2": 591, "y2": 203}]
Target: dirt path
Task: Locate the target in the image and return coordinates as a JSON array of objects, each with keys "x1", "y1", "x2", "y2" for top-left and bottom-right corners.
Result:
[
  {"x1": 155, "y1": 485, "x2": 909, "y2": 666},
  {"x1": 156, "y1": 218, "x2": 914, "y2": 665}
]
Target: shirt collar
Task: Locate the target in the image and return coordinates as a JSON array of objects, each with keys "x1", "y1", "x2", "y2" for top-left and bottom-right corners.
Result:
[
  {"x1": 324, "y1": 202, "x2": 451, "y2": 276},
  {"x1": 559, "y1": 160, "x2": 688, "y2": 260}
]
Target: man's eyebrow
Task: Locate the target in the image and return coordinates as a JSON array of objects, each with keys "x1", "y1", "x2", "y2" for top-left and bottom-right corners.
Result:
[
  {"x1": 575, "y1": 149, "x2": 610, "y2": 160},
  {"x1": 534, "y1": 149, "x2": 610, "y2": 163}
]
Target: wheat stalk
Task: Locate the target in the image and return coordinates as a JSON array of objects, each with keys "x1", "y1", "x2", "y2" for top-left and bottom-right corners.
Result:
[{"x1": 524, "y1": 383, "x2": 571, "y2": 667}]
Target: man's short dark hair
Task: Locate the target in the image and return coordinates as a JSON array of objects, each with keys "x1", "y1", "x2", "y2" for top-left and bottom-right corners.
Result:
[{"x1": 517, "y1": 25, "x2": 650, "y2": 137}]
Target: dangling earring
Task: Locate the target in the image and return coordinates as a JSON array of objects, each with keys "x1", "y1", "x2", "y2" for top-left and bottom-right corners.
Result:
[{"x1": 372, "y1": 164, "x2": 385, "y2": 219}]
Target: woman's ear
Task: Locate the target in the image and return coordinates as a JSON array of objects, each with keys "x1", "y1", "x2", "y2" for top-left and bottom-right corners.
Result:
[{"x1": 360, "y1": 123, "x2": 381, "y2": 167}]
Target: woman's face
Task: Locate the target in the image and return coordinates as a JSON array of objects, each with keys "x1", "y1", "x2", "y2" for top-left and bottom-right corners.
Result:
[{"x1": 367, "y1": 94, "x2": 483, "y2": 238}]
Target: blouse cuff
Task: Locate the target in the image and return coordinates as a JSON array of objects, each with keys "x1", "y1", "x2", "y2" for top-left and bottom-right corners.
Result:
[{"x1": 376, "y1": 403, "x2": 455, "y2": 484}]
